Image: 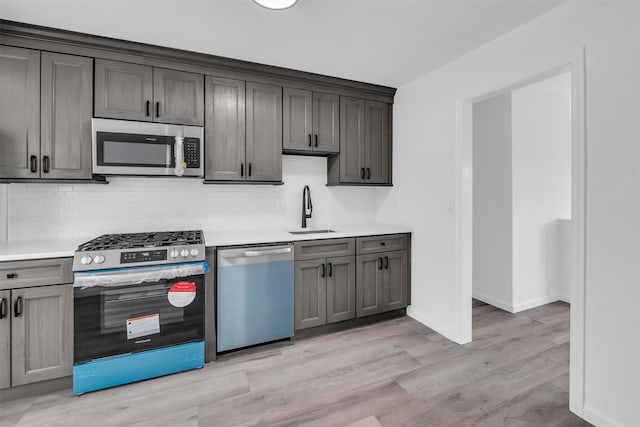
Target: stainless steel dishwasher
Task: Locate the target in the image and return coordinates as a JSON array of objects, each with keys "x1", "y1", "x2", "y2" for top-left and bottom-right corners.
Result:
[{"x1": 216, "y1": 243, "x2": 294, "y2": 352}]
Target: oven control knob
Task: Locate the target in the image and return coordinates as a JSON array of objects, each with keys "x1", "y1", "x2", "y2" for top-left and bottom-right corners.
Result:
[
  {"x1": 80, "y1": 255, "x2": 93, "y2": 265},
  {"x1": 94, "y1": 255, "x2": 105, "y2": 264},
  {"x1": 169, "y1": 249, "x2": 179, "y2": 258},
  {"x1": 180, "y1": 249, "x2": 189, "y2": 257},
  {"x1": 190, "y1": 248, "x2": 199, "y2": 257}
]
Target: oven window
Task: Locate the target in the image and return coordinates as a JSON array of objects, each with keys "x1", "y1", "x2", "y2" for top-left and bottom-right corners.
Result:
[
  {"x1": 100, "y1": 283, "x2": 184, "y2": 335},
  {"x1": 102, "y1": 141, "x2": 171, "y2": 167}
]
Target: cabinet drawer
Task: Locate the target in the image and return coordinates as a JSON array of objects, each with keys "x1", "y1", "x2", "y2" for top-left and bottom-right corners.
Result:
[
  {"x1": 294, "y1": 238, "x2": 355, "y2": 261},
  {"x1": 0, "y1": 258, "x2": 73, "y2": 290},
  {"x1": 356, "y1": 234, "x2": 408, "y2": 255}
]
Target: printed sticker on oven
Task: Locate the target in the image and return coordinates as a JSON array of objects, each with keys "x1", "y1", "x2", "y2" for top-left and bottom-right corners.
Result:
[
  {"x1": 168, "y1": 281, "x2": 196, "y2": 307},
  {"x1": 127, "y1": 313, "x2": 160, "y2": 340}
]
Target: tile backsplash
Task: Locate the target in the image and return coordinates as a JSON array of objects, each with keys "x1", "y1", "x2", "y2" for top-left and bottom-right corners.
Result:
[{"x1": 4, "y1": 156, "x2": 383, "y2": 242}]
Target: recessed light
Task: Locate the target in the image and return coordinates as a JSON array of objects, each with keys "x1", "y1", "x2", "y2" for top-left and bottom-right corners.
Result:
[{"x1": 253, "y1": 0, "x2": 299, "y2": 10}]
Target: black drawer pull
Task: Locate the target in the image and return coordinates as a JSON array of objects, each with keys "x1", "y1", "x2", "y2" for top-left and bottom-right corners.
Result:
[
  {"x1": 360, "y1": 168, "x2": 365, "y2": 179},
  {"x1": 366, "y1": 168, "x2": 371, "y2": 179},
  {"x1": 6, "y1": 273, "x2": 18, "y2": 279},
  {"x1": 380, "y1": 242, "x2": 386, "y2": 246},
  {"x1": 43, "y1": 155, "x2": 50, "y2": 173},
  {"x1": 314, "y1": 134, "x2": 318, "y2": 147},
  {"x1": 240, "y1": 163, "x2": 244, "y2": 177},
  {"x1": 377, "y1": 257, "x2": 383, "y2": 270},
  {"x1": 14, "y1": 296, "x2": 23, "y2": 318},
  {"x1": 156, "y1": 101, "x2": 160, "y2": 117},
  {"x1": 248, "y1": 163, "x2": 252, "y2": 177},
  {"x1": 384, "y1": 256, "x2": 389, "y2": 269},
  {"x1": 328, "y1": 263, "x2": 333, "y2": 277},
  {"x1": 146, "y1": 100, "x2": 150, "y2": 117},
  {"x1": 308, "y1": 134, "x2": 312, "y2": 147},
  {"x1": 0, "y1": 298, "x2": 6, "y2": 319},
  {"x1": 30, "y1": 155, "x2": 37, "y2": 173},
  {"x1": 321, "y1": 263, "x2": 326, "y2": 278}
]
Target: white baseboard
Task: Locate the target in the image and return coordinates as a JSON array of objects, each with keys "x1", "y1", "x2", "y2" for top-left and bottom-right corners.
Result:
[
  {"x1": 513, "y1": 294, "x2": 570, "y2": 313},
  {"x1": 557, "y1": 294, "x2": 570, "y2": 303},
  {"x1": 583, "y1": 404, "x2": 629, "y2": 427},
  {"x1": 406, "y1": 305, "x2": 462, "y2": 343},
  {"x1": 472, "y1": 291, "x2": 514, "y2": 313}
]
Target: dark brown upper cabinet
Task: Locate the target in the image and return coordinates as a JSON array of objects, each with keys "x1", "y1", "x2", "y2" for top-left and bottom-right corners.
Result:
[
  {"x1": 283, "y1": 88, "x2": 339, "y2": 155},
  {"x1": 205, "y1": 79, "x2": 282, "y2": 183},
  {"x1": 327, "y1": 97, "x2": 391, "y2": 185},
  {"x1": 0, "y1": 47, "x2": 93, "y2": 180},
  {"x1": 95, "y1": 59, "x2": 204, "y2": 126}
]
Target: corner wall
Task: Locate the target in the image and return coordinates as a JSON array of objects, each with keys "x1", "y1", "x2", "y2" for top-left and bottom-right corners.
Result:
[{"x1": 378, "y1": 1, "x2": 640, "y2": 425}]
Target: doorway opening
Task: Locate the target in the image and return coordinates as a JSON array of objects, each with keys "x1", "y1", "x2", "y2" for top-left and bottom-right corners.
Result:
[{"x1": 455, "y1": 50, "x2": 586, "y2": 417}]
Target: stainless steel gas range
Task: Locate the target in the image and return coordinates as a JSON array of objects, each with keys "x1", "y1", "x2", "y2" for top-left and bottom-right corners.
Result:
[{"x1": 72, "y1": 230, "x2": 207, "y2": 395}]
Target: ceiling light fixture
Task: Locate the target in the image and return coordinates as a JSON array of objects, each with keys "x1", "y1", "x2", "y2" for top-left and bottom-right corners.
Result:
[{"x1": 253, "y1": 0, "x2": 299, "y2": 10}]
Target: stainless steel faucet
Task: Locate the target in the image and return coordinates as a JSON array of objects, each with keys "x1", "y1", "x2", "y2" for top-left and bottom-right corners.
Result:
[{"x1": 302, "y1": 185, "x2": 313, "y2": 228}]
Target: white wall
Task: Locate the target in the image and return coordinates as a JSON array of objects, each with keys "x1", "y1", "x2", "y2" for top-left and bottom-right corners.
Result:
[
  {"x1": 0, "y1": 185, "x2": 7, "y2": 242},
  {"x1": 6, "y1": 156, "x2": 381, "y2": 241},
  {"x1": 472, "y1": 92, "x2": 513, "y2": 311},
  {"x1": 512, "y1": 72, "x2": 572, "y2": 311},
  {"x1": 378, "y1": 1, "x2": 639, "y2": 425}
]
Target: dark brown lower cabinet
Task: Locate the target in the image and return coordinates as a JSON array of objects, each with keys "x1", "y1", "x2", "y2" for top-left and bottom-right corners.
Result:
[
  {"x1": 356, "y1": 250, "x2": 408, "y2": 318},
  {"x1": 295, "y1": 256, "x2": 355, "y2": 330},
  {"x1": 0, "y1": 289, "x2": 10, "y2": 390}
]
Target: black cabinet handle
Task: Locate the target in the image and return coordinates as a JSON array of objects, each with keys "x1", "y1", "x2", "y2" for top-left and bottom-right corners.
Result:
[
  {"x1": 328, "y1": 263, "x2": 333, "y2": 277},
  {"x1": 366, "y1": 168, "x2": 371, "y2": 179},
  {"x1": 43, "y1": 155, "x2": 50, "y2": 173},
  {"x1": 30, "y1": 155, "x2": 37, "y2": 173},
  {"x1": 384, "y1": 256, "x2": 389, "y2": 269},
  {"x1": 314, "y1": 134, "x2": 318, "y2": 147},
  {"x1": 380, "y1": 242, "x2": 386, "y2": 246},
  {"x1": 321, "y1": 263, "x2": 326, "y2": 278},
  {"x1": 0, "y1": 298, "x2": 6, "y2": 320},
  {"x1": 240, "y1": 163, "x2": 244, "y2": 177},
  {"x1": 14, "y1": 296, "x2": 22, "y2": 318},
  {"x1": 360, "y1": 168, "x2": 365, "y2": 179},
  {"x1": 378, "y1": 257, "x2": 383, "y2": 270},
  {"x1": 146, "y1": 100, "x2": 150, "y2": 117},
  {"x1": 156, "y1": 101, "x2": 160, "y2": 117},
  {"x1": 6, "y1": 273, "x2": 17, "y2": 279},
  {"x1": 248, "y1": 163, "x2": 252, "y2": 177},
  {"x1": 308, "y1": 134, "x2": 312, "y2": 147}
]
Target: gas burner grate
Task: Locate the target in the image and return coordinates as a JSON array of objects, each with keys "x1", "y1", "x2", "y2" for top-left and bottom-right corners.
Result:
[{"x1": 77, "y1": 230, "x2": 204, "y2": 251}]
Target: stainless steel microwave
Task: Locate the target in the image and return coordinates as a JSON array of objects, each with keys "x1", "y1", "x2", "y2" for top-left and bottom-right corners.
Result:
[{"x1": 92, "y1": 118, "x2": 204, "y2": 177}]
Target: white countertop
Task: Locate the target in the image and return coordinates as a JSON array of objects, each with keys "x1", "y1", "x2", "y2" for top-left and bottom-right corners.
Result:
[{"x1": 0, "y1": 224, "x2": 412, "y2": 262}]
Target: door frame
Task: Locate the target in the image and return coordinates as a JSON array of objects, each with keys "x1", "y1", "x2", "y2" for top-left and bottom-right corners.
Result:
[{"x1": 453, "y1": 48, "x2": 586, "y2": 416}]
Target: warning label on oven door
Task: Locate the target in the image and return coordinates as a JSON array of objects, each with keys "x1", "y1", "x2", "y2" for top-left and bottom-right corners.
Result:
[
  {"x1": 127, "y1": 313, "x2": 160, "y2": 340},
  {"x1": 168, "y1": 281, "x2": 196, "y2": 308}
]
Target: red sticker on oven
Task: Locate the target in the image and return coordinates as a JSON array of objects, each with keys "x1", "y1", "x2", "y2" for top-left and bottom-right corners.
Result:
[{"x1": 168, "y1": 281, "x2": 196, "y2": 307}]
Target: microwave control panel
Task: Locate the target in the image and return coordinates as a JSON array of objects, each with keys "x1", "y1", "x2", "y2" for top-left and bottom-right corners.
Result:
[
  {"x1": 184, "y1": 138, "x2": 200, "y2": 169},
  {"x1": 121, "y1": 250, "x2": 167, "y2": 264}
]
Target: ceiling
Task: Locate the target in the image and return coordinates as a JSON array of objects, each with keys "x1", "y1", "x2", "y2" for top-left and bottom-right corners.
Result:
[{"x1": 0, "y1": 0, "x2": 565, "y2": 88}]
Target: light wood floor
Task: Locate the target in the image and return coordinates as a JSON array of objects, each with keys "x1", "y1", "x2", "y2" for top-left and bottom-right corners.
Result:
[{"x1": 0, "y1": 300, "x2": 591, "y2": 426}]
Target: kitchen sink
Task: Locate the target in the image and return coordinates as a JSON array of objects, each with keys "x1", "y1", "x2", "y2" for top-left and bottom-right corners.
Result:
[{"x1": 289, "y1": 229, "x2": 335, "y2": 235}]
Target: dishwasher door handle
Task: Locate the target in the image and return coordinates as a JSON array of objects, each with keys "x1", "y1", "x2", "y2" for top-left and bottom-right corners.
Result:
[{"x1": 224, "y1": 247, "x2": 292, "y2": 258}]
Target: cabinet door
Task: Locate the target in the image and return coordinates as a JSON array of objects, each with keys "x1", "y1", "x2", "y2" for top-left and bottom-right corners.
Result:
[
  {"x1": 246, "y1": 82, "x2": 282, "y2": 182},
  {"x1": 364, "y1": 100, "x2": 390, "y2": 184},
  {"x1": 382, "y1": 251, "x2": 408, "y2": 312},
  {"x1": 295, "y1": 259, "x2": 326, "y2": 330},
  {"x1": 339, "y1": 97, "x2": 365, "y2": 183},
  {"x1": 356, "y1": 254, "x2": 384, "y2": 317},
  {"x1": 40, "y1": 52, "x2": 93, "y2": 180},
  {"x1": 326, "y1": 256, "x2": 355, "y2": 324},
  {"x1": 11, "y1": 284, "x2": 72, "y2": 386},
  {"x1": 0, "y1": 290, "x2": 10, "y2": 390},
  {"x1": 94, "y1": 59, "x2": 153, "y2": 121},
  {"x1": 0, "y1": 46, "x2": 40, "y2": 179},
  {"x1": 153, "y1": 68, "x2": 204, "y2": 126},
  {"x1": 313, "y1": 92, "x2": 339, "y2": 153},
  {"x1": 205, "y1": 76, "x2": 245, "y2": 181},
  {"x1": 283, "y1": 87, "x2": 312, "y2": 152}
]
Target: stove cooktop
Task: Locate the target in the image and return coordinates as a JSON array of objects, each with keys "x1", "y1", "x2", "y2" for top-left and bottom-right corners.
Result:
[
  {"x1": 73, "y1": 230, "x2": 206, "y2": 272},
  {"x1": 77, "y1": 230, "x2": 204, "y2": 251}
]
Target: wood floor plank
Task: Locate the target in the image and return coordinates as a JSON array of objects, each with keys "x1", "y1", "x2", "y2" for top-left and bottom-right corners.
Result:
[{"x1": 0, "y1": 300, "x2": 590, "y2": 427}]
